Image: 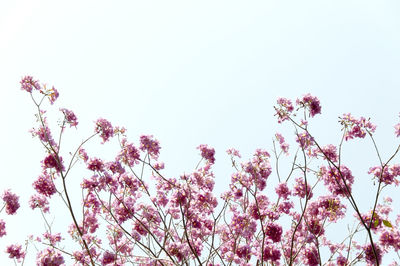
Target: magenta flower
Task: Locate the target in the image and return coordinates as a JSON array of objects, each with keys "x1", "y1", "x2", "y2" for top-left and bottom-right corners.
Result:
[
  {"x1": 320, "y1": 144, "x2": 338, "y2": 162},
  {"x1": 262, "y1": 245, "x2": 281, "y2": 263},
  {"x1": 139, "y1": 135, "x2": 161, "y2": 159},
  {"x1": 226, "y1": 148, "x2": 241, "y2": 158},
  {"x1": 87, "y1": 157, "x2": 104, "y2": 172},
  {"x1": 42, "y1": 153, "x2": 64, "y2": 172},
  {"x1": 364, "y1": 244, "x2": 382, "y2": 265},
  {"x1": 275, "y1": 97, "x2": 294, "y2": 123},
  {"x1": 101, "y1": 251, "x2": 116, "y2": 265},
  {"x1": 33, "y1": 172, "x2": 57, "y2": 197},
  {"x1": 340, "y1": 113, "x2": 376, "y2": 141},
  {"x1": 60, "y1": 108, "x2": 78, "y2": 127},
  {"x1": 320, "y1": 165, "x2": 354, "y2": 197},
  {"x1": 296, "y1": 132, "x2": 314, "y2": 150},
  {"x1": 2, "y1": 190, "x2": 20, "y2": 215},
  {"x1": 0, "y1": 220, "x2": 6, "y2": 237},
  {"x1": 95, "y1": 118, "x2": 114, "y2": 143},
  {"x1": 275, "y1": 133, "x2": 289, "y2": 154},
  {"x1": 265, "y1": 223, "x2": 283, "y2": 242},
  {"x1": 395, "y1": 124, "x2": 400, "y2": 137},
  {"x1": 36, "y1": 248, "x2": 64, "y2": 266},
  {"x1": 48, "y1": 86, "x2": 59, "y2": 104},
  {"x1": 20, "y1": 76, "x2": 41, "y2": 92},
  {"x1": 117, "y1": 139, "x2": 140, "y2": 166},
  {"x1": 197, "y1": 144, "x2": 216, "y2": 164},
  {"x1": 6, "y1": 244, "x2": 25, "y2": 262},
  {"x1": 29, "y1": 194, "x2": 50, "y2": 213},
  {"x1": 297, "y1": 93, "x2": 322, "y2": 117},
  {"x1": 275, "y1": 182, "x2": 291, "y2": 200}
]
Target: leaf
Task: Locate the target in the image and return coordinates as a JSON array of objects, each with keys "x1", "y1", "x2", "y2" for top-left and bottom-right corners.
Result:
[
  {"x1": 374, "y1": 218, "x2": 379, "y2": 227},
  {"x1": 383, "y1": 219, "x2": 393, "y2": 228}
]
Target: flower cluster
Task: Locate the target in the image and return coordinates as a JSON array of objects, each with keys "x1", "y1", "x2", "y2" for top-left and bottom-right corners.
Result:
[
  {"x1": 340, "y1": 113, "x2": 377, "y2": 141},
  {"x1": 296, "y1": 93, "x2": 322, "y2": 117},
  {"x1": 60, "y1": 108, "x2": 78, "y2": 127},
  {"x1": 369, "y1": 164, "x2": 400, "y2": 185},
  {"x1": 320, "y1": 165, "x2": 354, "y2": 197},
  {"x1": 95, "y1": 118, "x2": 114, "y2": 143},
  {"x1": 6, "y1": 244, "x2": 25, "y2": 262},
  {"x1": 197, "y1": 144, "x2": 216, "y2": 164},
  {"x1": 9, "y1": 77, "x2": 400, "y2": 265},
  {"x1": 20, "y1": 75, "x2": 41, "y2": 92},
  {"x1": 139, "y1": 135, "x2": 161, "y2": 159},
  {"x1": 275, "y1": 97, "x2": 294, "y2": 123},
  {"x1": 33, "y1": 172, "x2": 57, "y2": 197},
  {"x1": 275, "y1": 132, "x2": 289, "y2": 155},
  {"x1": 2, "y1": 190, "x2": 20, "y2": 215}
]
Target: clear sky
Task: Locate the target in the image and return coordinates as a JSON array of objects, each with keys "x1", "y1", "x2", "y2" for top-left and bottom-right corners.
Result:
[{"x1": 1, "y1": 0, "x2": 400, "y2": 264}]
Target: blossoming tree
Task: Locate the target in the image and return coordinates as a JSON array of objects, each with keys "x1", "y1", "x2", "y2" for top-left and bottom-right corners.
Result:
[{"x1": 2, "y1": 76, "x2": 400, "y2": 265}]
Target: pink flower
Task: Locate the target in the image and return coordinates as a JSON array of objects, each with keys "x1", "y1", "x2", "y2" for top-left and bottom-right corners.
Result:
[
  {"x1": 320, "y1": 166, "x2": 354, "y2": 197},
  {"x1": 265, "y1": 223, "x2": 283, "y2": 242},
  {"x1": 6, "y1": 244, "x2": 25, "y2": 262},
  {"x1": 275, "y1": 183, "x2": 291, "y2": 200},
  {"x1": 95, "y1": 118, "x2": 114, "y2": 143},
  {"x1": 79, "y1": 148, "x2": 89, "y2": 162},
  {"x1": 48, "y1": 86, "x2": 59, "y2": 104},
  {"x1": 275, "y1": 133, "x2": 289, "y2": 154},
  {"x1": 0, "y1": 220, "x2": 6, "y2": 237},
  {"x1": 2, "y1": 190, "x2": 20, "y2": 215},
  {"x1": 340, "y1": 113, "x2": 376, "y2": 141},
  {"x1": 43, "y1": 232, "x2": 62, "y2": 245},
  {"x1": 33, "y1": 172, "x2": 57, "y2": 197},
  {"x1": 140, "y1": 135, "x2": 161, "y2": 159},
  {"x1": 262, "y1": 244, "x2": 281, "y2": 263},
  {"x1": 226, "y1": 148, "x2": 241, "y2": 158},
  {"x1": 197, "y1": 144, "x2": 215, "y2": 164},
  {"x1": 36, "y1": 248, "x2": 64, "y2": 266},
  {"x1": 87, "y1": 157, "x2": 104, "y2": 172},
  {"x1": 364, "y1": 244, "x2": 382, "y2": 265},
  {"x1": 293, "y1": 177, "x2": 313, "y2": 199},
  {"x1": 29, "y1": 194, "x2": 50, "y2": 213},
  {"x1": 296, "y1": 132, "x2": 314, "y2": 150},
  {"x1": 117, "y1": 139, "x2": 140, "y2": 166},
  {"x1": 297, "y1": 93, "x2": 322, "y2": 117},
  {"x1": 275, "y1": 97, "x2": 294, "y2": 123},
  {"x1": 42, "y1": 153, "x2": 64, "y2": 172},
  {"x1": 101, "y1": 251, "x2": 116, "y2": 265},
  {"x1": 320, "y1": 144, "x2": 338, "y2": 162},
  {"x1": 20, "y1": 76, "x2": 41, "y2": 92},
  {"x1": 235, "y1": 245, "x2": 251, "y2": 260},
  {"x1": 60, "y1": 108, "x2": 78, "y2": 127}
]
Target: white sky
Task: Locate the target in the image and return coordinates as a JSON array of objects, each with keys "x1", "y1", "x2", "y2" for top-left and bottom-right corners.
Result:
[{"x1": 1, "y1": 0, "x2": 400, "y2": 264}]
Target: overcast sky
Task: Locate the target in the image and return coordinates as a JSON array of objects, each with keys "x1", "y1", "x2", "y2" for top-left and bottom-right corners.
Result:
[{"x1": 1, "y1": 0, "x2": 400, "y2": 264}]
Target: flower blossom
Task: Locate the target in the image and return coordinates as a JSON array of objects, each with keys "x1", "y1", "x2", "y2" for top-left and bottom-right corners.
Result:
[
  {"x1": 36, "y1": 248, "x2": 65, "y2": 266},
  {"x1": 6, "y1": 244, "x2": 25, "y2": 262},
  {"x1": 29, "y1": 194, "x2": 50, "y2": 213},
  {"x1": 33, "y1": 172, "x2": 57, "y2": 197},
  {"x1": 48, "y1": 86, "x2": 59, "y2": 104},
  {"x1": 197, "y1": 144, "x2": 215, "y2": 164},
  {"x1": 139, "y1": 135, "x2": 161, "y2": 159},
  {"x1": 340, "y1": 113, "x2": 376, "y2": 141},
  {"x1": 60, "y1": 108, "x2": 78, "y2": 127},
  {"x1": 320, "y1": 165, "x2": 354, "y2": 197},
  {"x1": 2, "y1": 190, "x2": 20, "y2": 215},
  {"x1": 275, "y1": 97, "x2": 294, "y2": 123},
  {"x1": 297, "y1": 93, "x2": 322, "y2": 117},
  {"x1": 42, "y1": 153, "x2": 64, "y2": 172},
  {"x1": 95, "y1": 118, "x2": 114, "y2": 143},
  {"x1": 275, "y1": 133, "x2": 289, "y2": 155},
  {"x1": 20, "y1": 76, "x2": 41, "y2": 92},
  {"x1": 0, "y1": 220, "x2": 6, "y2": 237}
]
